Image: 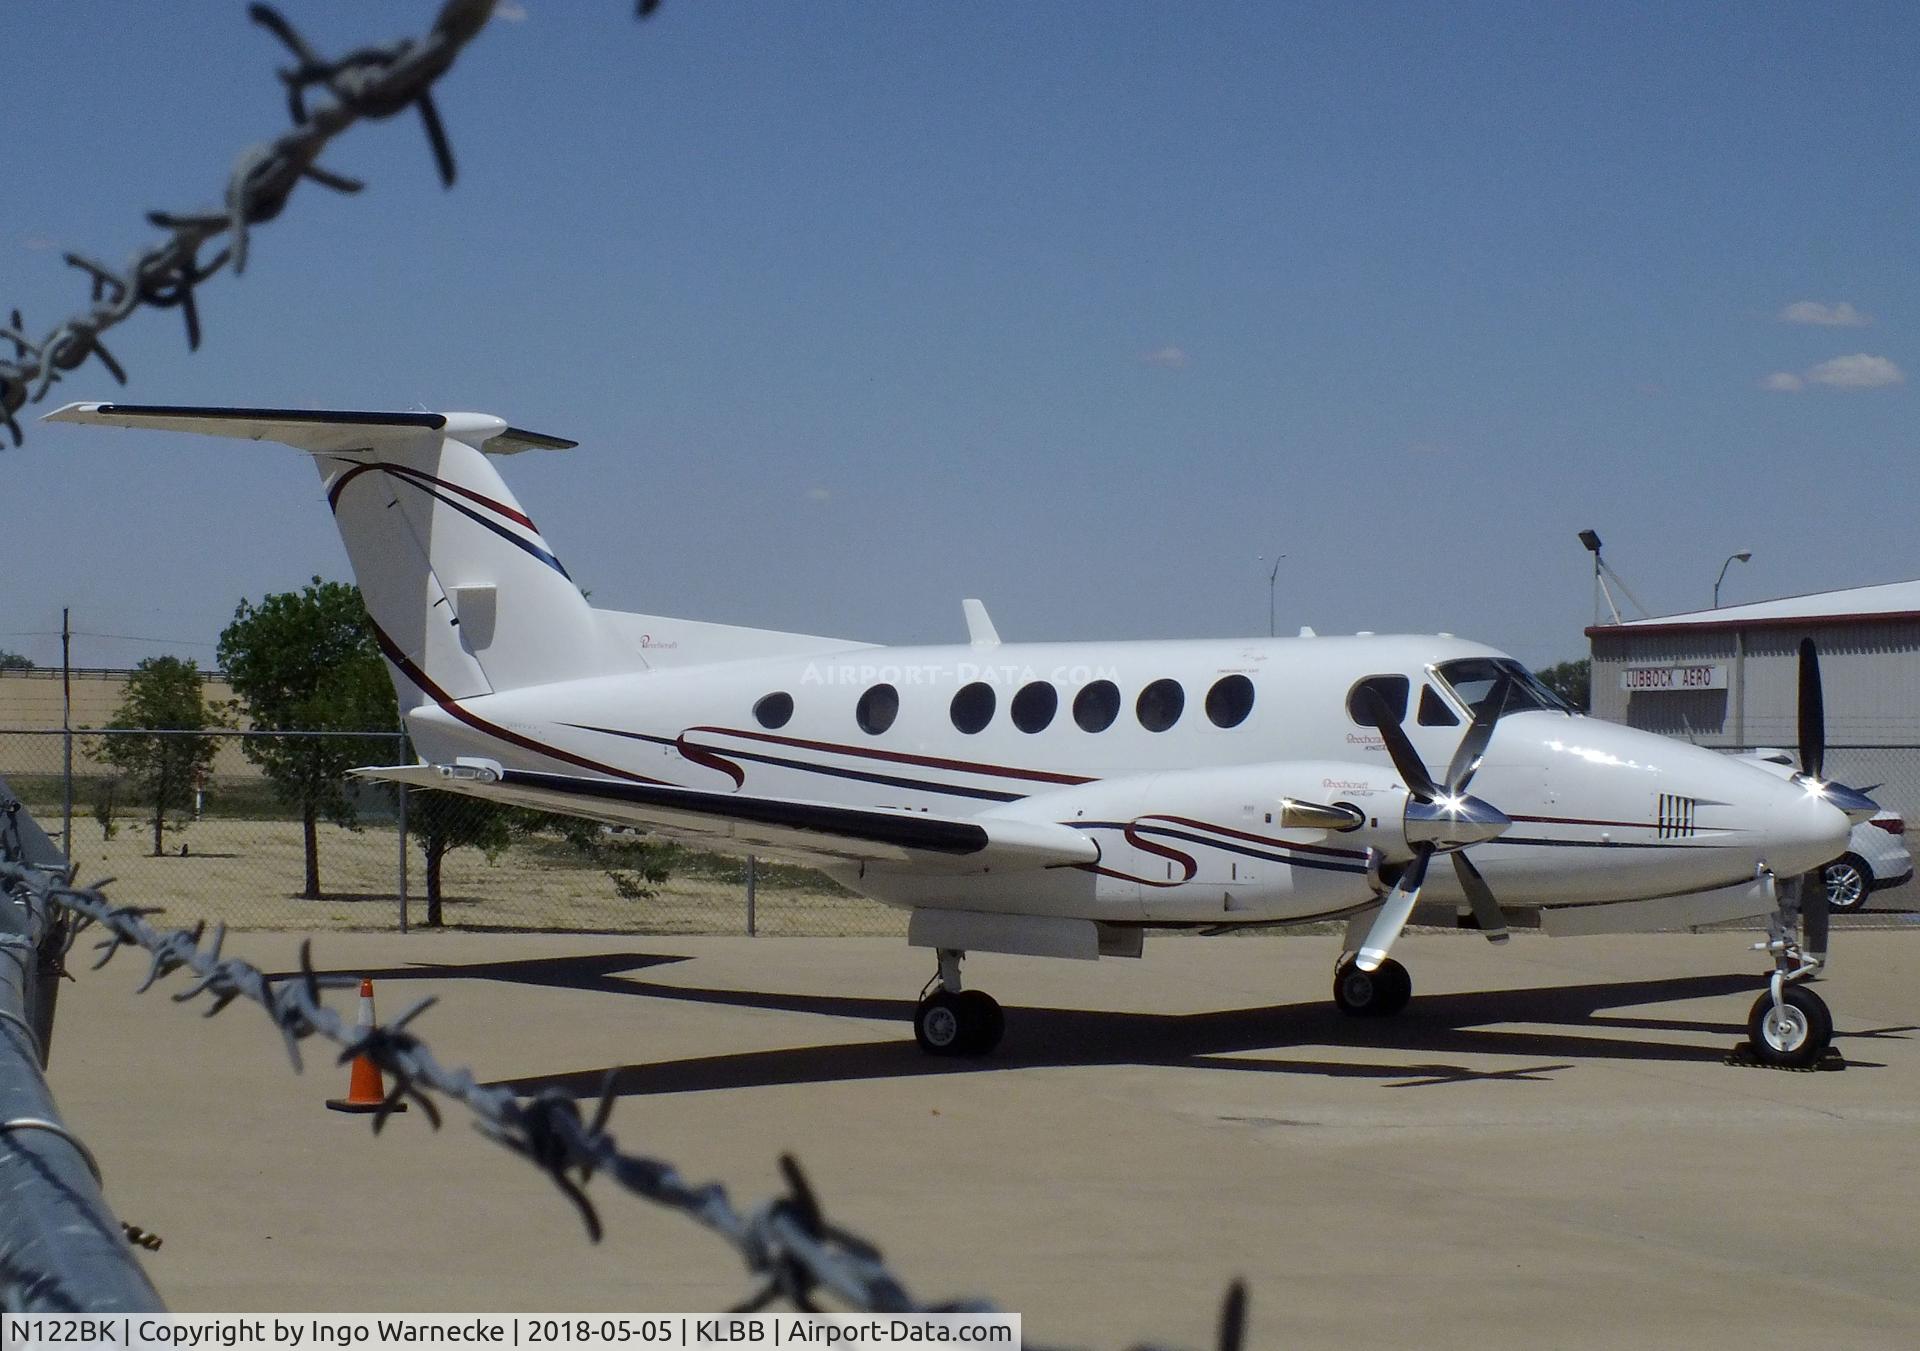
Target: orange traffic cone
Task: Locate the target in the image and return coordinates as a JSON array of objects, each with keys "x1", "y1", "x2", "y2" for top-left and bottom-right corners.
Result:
[{"x1": 326, "y1": 978, "x2": 408, "y2": 1115}]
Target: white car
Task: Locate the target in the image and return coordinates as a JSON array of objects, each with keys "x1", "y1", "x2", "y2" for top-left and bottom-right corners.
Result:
[{"x1": 1733, "y1": 750, "x2": 1911, "y2": 911}]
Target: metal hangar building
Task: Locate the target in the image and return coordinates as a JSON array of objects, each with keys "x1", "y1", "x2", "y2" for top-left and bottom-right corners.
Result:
[{"x1": 1586, "y1": 579, "x2": 1920, "y2": 811}]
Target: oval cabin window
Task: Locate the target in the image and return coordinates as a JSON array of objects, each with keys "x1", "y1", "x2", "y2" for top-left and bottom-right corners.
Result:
[
  {"x1": 1205, "y1": 674, "x2": 1255, "y2": 728},
  {"x1": 1073, "y1": 680, "x2": 1121, "y2": 732},
  {"x1": 753, "y1": 692, "x2": 794, "y2": 729},
  {"x1": 1011, "y1": 681, "x2": 1058, "y2": 733},
  {"x1": 856, "y1": 683, "x2": 899, "y2": 735},
  {"x1": 950, "y1": 681, "x2": 996, "y2": 734},
  {"x1": 1136, "y1": 678, "x2": 1185, "y2": 732}
]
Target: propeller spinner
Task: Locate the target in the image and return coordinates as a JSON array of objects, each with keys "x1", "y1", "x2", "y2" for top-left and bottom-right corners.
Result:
[{"x1": 1352, "y1": 677, "x2": 1515, "y2": 972}]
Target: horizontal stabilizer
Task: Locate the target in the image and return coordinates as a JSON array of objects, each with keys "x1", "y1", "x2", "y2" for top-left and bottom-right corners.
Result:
[
  {"x1": 44, "y1": 402, "x2": 574, "y2": 455},
  {"x1": 355, "y1": 762, "x2": 1100, "y2": 872}
]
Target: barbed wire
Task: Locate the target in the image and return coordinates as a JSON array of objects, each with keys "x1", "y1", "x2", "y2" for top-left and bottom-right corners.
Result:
[
  {"x1": 0, "y1": 862, "x2": 1245, "y2": 1347},
  {"x1": 0, "y1": 0, "x2": 660, "y2": 450}
]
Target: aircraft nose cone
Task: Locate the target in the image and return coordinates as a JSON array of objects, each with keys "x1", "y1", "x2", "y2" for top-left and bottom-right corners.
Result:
[
  {"x1": 1757, "y1": 773, "x2": 1854, "y2": 878},
  {"x1": 1405, "y1": 793, "x2": 1511, "y2": 850}
]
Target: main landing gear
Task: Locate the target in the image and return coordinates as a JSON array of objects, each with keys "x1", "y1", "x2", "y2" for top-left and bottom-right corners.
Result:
[
  {"x1": 1331, "y1": 952, "x2": 1412, "y2": 1017},
  {"x1": 1746, "y1": 871, "x2": 1834, "y2": 1068},
  {"x1": 913, "y1": 948, "x2": 1004, "y2": 1057}
]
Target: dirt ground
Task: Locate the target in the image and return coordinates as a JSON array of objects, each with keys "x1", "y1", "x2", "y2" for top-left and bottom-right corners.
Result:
[{"x1": 63, "y1": 815, "x2": 902, "y2": 936}]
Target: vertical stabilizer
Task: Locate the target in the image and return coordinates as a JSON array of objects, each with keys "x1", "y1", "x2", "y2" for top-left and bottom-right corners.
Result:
[
  {"x1": 44, "y1": 403, "x2": 606, "y2": 712},
  {"x1": 319, "y1": 413, "x2": 602, "y2": 708}
]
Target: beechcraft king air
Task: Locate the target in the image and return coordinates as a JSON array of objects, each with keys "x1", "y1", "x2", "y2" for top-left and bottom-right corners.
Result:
[{"x1": 49, "y1": 402, "x2": 1884, "y2": 1067}]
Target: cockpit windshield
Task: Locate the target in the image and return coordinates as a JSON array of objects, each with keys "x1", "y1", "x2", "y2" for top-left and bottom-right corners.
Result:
[{"x1": 1435, "y1": 657, "x2": 1576, "y2": 717}]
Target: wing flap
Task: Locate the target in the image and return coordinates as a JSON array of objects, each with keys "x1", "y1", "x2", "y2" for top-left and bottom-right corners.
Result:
[{"x1": 354, "y1": 763, "x2": 1098, "y2": 872}]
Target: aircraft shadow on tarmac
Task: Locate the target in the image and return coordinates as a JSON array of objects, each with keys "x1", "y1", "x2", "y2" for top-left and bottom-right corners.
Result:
[{"x1": 297, "y1": 950, "x2": 1912, "y2": 1099}]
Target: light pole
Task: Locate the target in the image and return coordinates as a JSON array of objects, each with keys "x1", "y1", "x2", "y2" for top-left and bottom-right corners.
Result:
[
  {"x1": 1259, "y1": 552, "x2": 1286, "y2": 636},
  {"x1": 1713, "y1": 550, "x2": 1753, "y2": 608}
]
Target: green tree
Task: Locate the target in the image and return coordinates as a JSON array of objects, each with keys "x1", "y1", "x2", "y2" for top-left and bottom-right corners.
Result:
[
  {"x1": 97, "y1": 657, "x2": 222, "y2": 856},
  {"x1": 1537, "y1": 657, "x2": 1591, "y2": 713},
  {"x1": 408, "y1": 791, "x2": 518, "y2": 927},
  {"x1": 0, "y1": 650, "x2": 32, "y2": 671},
  {"x1": 218, "y1": 578, "x2": 398, "y2": 899}
]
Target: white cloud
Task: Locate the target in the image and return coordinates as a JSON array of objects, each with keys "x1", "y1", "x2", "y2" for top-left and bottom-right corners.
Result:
[
  {"x1": 495, "y1": 2, "x2": 529, "y2": 20},
  {"x1": 1805, "y1": 353, "x2": 1904, "y2": 389},
  {"x1": 1760, "y1": 354, "x2": 1903, "y2": 393},
  {"x1": 804, "y1": 486, "x2": 832, "y2": 503},
  {"x1": 1142, "y1": 345, "x2": 1188, "y2": 369},
  {"x1": 1779, "y1": 300, "x2": 1871, "y2": 327}
]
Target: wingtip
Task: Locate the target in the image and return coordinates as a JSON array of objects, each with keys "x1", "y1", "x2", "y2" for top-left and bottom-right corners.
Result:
[{"x1": 41, "y1": 401, "x2": 104, "y2": 423}]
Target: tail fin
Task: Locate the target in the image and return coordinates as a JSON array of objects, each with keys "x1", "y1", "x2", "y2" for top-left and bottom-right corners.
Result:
[{"x1": 46, "y1": 403, "x2": 605, "y2": 711}]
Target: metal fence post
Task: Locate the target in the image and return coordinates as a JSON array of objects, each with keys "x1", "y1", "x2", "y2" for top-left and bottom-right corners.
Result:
[
  {"x1": 60, "y1": 607, "x2": 73, "y2": 862},
  {"x1": 395, "y1": 724, "x2": 411, "y2": 933},
  {"x1": 396, "y1": 780, "x2": 410, "y2": 934},
  {"x1": 745, "y1": 854, "x2": 757, "y2": 936}
]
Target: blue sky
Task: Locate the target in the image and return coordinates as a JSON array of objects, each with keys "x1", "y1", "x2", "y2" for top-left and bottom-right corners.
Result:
[{"x1": 5, "y1": 1, "x2": 1915, "y2": 673}]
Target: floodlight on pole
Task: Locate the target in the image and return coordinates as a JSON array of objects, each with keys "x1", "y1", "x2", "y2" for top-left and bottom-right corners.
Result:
[
  {"x1": 1713, "y1": 550, "x2": 1753, "y2": 608},
  {"x1": 1579, "y1": 529, "x2": 1621, "y2": 626},
  {"x1": 1577, "y1": 529, "x2": 1651, "y2": 626},
  {"x1": 1259, "y1": 551, "x2": 1287, "y2": 637}
]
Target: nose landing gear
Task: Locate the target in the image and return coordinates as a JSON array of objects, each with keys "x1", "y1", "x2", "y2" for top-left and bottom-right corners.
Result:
[
  {"x1": 913, "y1": 948, "x2": 1004, "y2": 1057},
  {"x1": 1746, "y1": 870, "x2": 1835, "y2": 1068}
]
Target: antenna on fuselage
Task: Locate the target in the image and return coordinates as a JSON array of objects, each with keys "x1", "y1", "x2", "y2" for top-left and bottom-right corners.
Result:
[
  {"x1": 1578, "y1": 529, "x2": 1650, "y2": 626},
  {"x1": 962, "y1": 598, "x2": 1001, "y2": 647}
]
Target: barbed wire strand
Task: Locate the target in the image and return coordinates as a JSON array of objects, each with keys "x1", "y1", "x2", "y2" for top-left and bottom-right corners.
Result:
[
  {"x1": 0, "y1": 0, "x2": 660, "y2": 450},
  {"x1": 0, "y1": 862, "x2": 1243, "y2": 1349}
]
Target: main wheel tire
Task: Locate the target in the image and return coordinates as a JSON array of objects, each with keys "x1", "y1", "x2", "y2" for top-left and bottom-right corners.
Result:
[
  {"x1": 1820, "y1": 854, "x2": 1872, "y2": 913},
  {"x1": 956, "y1": 990, "x2": 1005, "y2": 1055},
  {"x1": 1746, "y1": 986, "x2": 1834, "y2": 1068},
  {"x1": 914, "y1": 991, "x2": 968, "y2": 1056},
  {"x1": 1374, "y1": 960, "x2": 1413, "y2": 1016},
  {"x1": 1333, "y1": 955, "x2": 1412, "y2": 1017}
]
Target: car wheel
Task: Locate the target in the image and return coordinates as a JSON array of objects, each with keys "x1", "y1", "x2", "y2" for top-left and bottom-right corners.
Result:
[{"x1": 1820, "y1": 853, "x2": 1872, "y2": 913}]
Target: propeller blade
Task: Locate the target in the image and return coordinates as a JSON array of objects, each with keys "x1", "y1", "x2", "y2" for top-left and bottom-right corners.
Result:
[
  {"x1": 1801, "y1": 870, "x2": 1830, "y2": 964},
  {"x1": 1356, "y1": 846, "x2": 1430, "y2": 972},
  {"x1": 1451, "y1": 851, "x2": 1510, "y2": 944},
  {"x1": 1798, "y1": 638, "x2": 1826, "y2": 783},
  {"x1": 1444, "y1": 673, "x2": 1511, "y2": 795},
  {"x1": 1356, "y1": 687, "x2": 1439, "y2": 801}
]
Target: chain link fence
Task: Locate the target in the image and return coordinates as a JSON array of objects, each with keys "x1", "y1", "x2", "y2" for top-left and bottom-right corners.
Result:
[{"x1": 0, "y1": 730, "x2": 895, "y2": 936}]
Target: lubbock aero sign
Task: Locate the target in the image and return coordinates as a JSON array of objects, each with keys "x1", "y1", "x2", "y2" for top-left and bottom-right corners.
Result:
[{"x1": 1621, "y1": 663, "x2": 1728, "y2": 692}]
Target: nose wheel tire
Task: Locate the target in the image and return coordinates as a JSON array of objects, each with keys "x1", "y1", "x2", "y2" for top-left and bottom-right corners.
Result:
[
  {"x1": 1746, "y1": 986, "x2": 1833, "y2": 1068},
  {"x1": 914, "y1": 989, "x2": 1004, "y2": 1056},
  {"x1": 1333, "y1": 955, "x2": 1412, "y2": 1017}
]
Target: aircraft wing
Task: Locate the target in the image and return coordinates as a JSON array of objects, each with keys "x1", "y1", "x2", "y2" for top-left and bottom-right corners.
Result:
[{"x1": 351, "y1": 763, "x2": 1098, "y2": 873}]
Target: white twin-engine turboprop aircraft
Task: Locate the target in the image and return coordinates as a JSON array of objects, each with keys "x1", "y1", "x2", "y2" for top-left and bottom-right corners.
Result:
[{"x1": 51, "y1": 402, "x2": 1882, "y2": 1067}]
